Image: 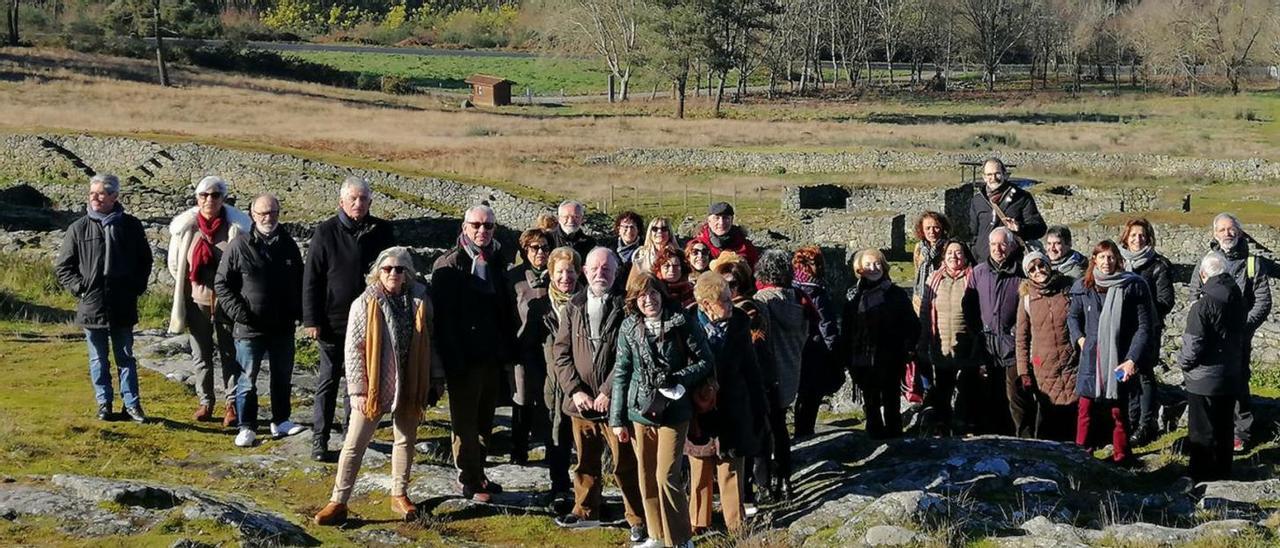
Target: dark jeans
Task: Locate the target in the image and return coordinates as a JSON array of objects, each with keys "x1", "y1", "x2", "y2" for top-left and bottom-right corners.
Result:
[
  {"x1": 977, "y1": 367, "x2": 1013, "y2": 435},
  {"x1": 857, "y1": 366, "x2": 903, "y2": 439},
  {"x1": 234, "y1": 334, "x2": 295, "y2": 430},
  {"x1": 312, "y1": 339, "x2": 350, "y2": 445},
  {"x1": 928, "y1": 367, "x2": 983, "y2": 435},
  {"x1": 513, "y1": 399, "x2": 573, "y2": 490},
  {"x1": 1188, "y1": 393, "x2": 1235, "y2": 482},
  {"x1": 793, "y1": 347, "x2": 830, "y2": 437},
  {"x1": 1125, "y1": 367, "x2": 1159, "y2": 437},
  {"x1": 1006, "y1": 366, "x2": 1036, "y2": 438},
  {"x1": 85, "y1": 327, "x2": 140, "y2": 409},
  {"x1": 1034, "y1": 394, "x2": 1078, "y2": 442}
]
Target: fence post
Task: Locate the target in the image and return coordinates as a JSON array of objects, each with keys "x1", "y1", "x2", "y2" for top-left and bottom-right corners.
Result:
[
  {"x1": 683, "y1": 185, "x2": 689, "y2": 217},
  {"x1": 610, "y1": 185, "x2": 615, "y2": 214}
]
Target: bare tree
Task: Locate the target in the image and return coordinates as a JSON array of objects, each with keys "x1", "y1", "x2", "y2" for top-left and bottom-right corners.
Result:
[
  {"x1": 959, "y1": 0, "x2": 1032, "y2": 90},
  {"x1": 7, "y1": 0, "x2": 18, "y2": 46},
  {"x1": 547, "y1": 0, "x2": 645, "y2": 101},
  {"x1": 1204, "y1": 0, "x2": 1275, "y2": 95},
  {"x1": 1125, "y1": 0, "x2": 1211, "y2": 93},
  {"x1": 872, "y1": 0, "x2": 908, "y2": 84}
]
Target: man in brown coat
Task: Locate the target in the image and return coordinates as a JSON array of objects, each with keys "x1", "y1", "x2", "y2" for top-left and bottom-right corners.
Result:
[{"x1": 550, "y1": 247, "x2": 647, "y2": 543}]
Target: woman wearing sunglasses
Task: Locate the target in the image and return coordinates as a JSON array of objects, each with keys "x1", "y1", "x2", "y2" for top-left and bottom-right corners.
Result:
[
  {"x1": 315, "y1": 246, "x2": 441, "y2": 526},
  {"x1": 632, "y1": 217, "x2": 680, "y2": 279}
]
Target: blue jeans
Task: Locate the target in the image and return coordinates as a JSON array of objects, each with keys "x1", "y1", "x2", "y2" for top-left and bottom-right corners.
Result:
[
  {"x1": 85, "y1": 327, "x2": 140, "y2": 409},
  {"x1": 234, "y1": 335, "x2": 296, "y2": 430}
]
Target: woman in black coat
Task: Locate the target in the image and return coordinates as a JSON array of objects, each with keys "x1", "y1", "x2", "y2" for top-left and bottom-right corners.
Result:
[
  {"x1": 791, "y1": 246, "x2": 840, "y2": 438},
  {"x1": 1117, "y1": 218, "x2": 1175, "y2": 445}
]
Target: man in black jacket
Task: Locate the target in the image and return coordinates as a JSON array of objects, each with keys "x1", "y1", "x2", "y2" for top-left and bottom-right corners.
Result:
[
  {"x1": 1180, "y1": 253, "x2": 1247, "y2": 482},
  {"x1": 552, "y1": 200, "x2": 598, "y2": 260},
  {"x1": 302, "y1": 177, "x2": 395, "y2": 461},
  {"x1": 432, "y1": 204, "x2": 517, "y2": 503},
  {"x1": 969, "y1": 157, "x2": 1046, "y2": 264},
  {"x1": 55, "y1": 174, "x2": 153, "y2": 423},
  {"x1": 215, "y1": 194, "x2": 306, "y2": 448}
]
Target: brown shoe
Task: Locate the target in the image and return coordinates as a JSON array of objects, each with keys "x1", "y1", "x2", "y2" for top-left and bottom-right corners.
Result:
[
  {"x1": 193, "y1": 404, "x2": 213, "y2": 422},
  {"x1": 389, "y1": 495, "x2": 418, "y2": 521},
  {"x1": 222, "y1": 402, "x2": 237, "y2": 428},
  {"x1": 313, "y1": 502, "x2": 348, "y2": 526}
]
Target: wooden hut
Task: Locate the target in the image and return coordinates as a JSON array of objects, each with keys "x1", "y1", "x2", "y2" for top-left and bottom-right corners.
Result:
[{"x1": 465, "y1": 74, "x2": 514, "y2": 107}]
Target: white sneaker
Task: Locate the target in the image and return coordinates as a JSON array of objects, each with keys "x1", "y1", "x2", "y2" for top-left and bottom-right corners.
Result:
[
  {"x1": 744, "y1": 503, "x2": 759, "y2": 517},
  {"x1": 271, "y1": 421, "x2": 306, "y2": 438},
  {"x1": 234, "y1": 428, "x2": 256, "y2": 447},
  {"x1": 633, "y1": 539, "x2": 663, "y2": 548}
]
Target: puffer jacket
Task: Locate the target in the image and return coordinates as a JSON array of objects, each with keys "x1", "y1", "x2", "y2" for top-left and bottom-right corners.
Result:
[
  {"x1": 1015, "y1": 276, "x2": 1078, "y2": 405},
  {"x1": 213, "y1": 227, "x2": 303, "y2": 339},
  {"x1": 754, "y1": 285, "x2": 809, "y2": 408},
  {"x1": 918, "y1": 267, "x2": 983, "y2": 369},
  {"x1": 609, "y1": 307, "x2": 714, "y2": 428}
]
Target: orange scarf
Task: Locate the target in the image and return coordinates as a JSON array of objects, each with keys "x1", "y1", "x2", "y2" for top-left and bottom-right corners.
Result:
[{"x1": 363, "y1": 293, "x2": 432, "y2": 420}]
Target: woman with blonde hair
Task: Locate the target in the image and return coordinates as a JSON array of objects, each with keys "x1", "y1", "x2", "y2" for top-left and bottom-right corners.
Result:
[
  {"x1": 314, "y1": 246, "x2": 441, "y2": 526},
  {"x1": 632, "y1": 217, "x2": 680, "y2": 276}
]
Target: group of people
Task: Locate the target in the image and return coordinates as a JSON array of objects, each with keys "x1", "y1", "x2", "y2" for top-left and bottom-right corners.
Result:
[{"x1": 54, "y1": 155, "x2": 1272, "y2": 546}]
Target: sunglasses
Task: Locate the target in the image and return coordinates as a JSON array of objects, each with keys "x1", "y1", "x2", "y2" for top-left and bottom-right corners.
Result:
[
  {"x1": 1027, "y1": 263, "x2": 1048, "y2": 273},
  {"x1": 690, "y1": 248, "x2": 709, "y2": 255},
  {"x1": 651, "y1": 226, "x2": 670, "y2": 233},
  {"x1": 527, "y1": 244, "x2": 549, "y2": 252},
  {"x1": 380, "y1": 265, "x2": 408, "y2": 274},
  {"x1": 198, "y1": 192, "x2": 224, "y2": 200},
  {"x1": 466, "y1": 221, "x2": 495, "y2": 231}
]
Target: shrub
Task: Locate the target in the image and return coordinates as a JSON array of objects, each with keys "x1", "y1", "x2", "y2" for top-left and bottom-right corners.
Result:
[{"x1": 970, "y1": 132, "x2": 1020, "y2": 149}]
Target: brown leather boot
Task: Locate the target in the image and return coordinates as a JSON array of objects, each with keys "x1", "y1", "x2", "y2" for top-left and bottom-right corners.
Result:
[
  {"x1": 193, "y1": 404, "x2": 213, "y2": 422},
  {"x1": 222, "y1": 402, "x2": 237, "y2": 428},
  {"x1": 389, "y1": 495, "x2": 417, "y2": 521},
  {"x1": 313, "y1": 502, "x2": 348, "y2": 526}
]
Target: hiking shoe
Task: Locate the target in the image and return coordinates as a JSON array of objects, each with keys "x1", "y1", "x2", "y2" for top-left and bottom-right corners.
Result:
[
  {"x1": 271, "y1": 421, "x2": 306, "y2": 438},
  {"x1": 629, "y1": 524, "x2": 647, "y2": 543},
  {"x1": 461, "y1": 483, "x2": 492, "y2": 503},
  {"x1": 96, "y1": 403, "x2": 111, "y2": 421},
  {"x1": 480, "y1": 479, "x2": 503, "y2": 494},
  {"x1": 311, "y1": 436, "x2": 330, "y2": 462},
  {"x1": 124, "y1": 405, "x2": 147, "y2": 424},
  {"x1": 554, "y1": 513, "x2": 599, "y2": 529},
  {"x1": 193, "y1": 403, "x2": 213, "y2": 422},
  {"x1": 313, "y1": 502, "x2": 347, "y2": 526},
  {"x1": 222, "y1": 403, "x2": 237, "y2": 428},
  {"x1": 634, "y1": 539, "x2": 663, "y2": 548},
  {"x1": 234, "y1": 428, "x2": 256, "y2": 448}
]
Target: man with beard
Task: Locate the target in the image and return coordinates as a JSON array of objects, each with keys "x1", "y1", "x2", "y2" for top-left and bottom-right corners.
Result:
[
  {"x1": 695, "y1": 202, "x2": 760, "y2": 267},
  {"x1": 215, "y1": 194, "x2": 307, "y2": 448},
  {"x1": 1190, "y1": 213, "x2": 1273, "y2": 452},
  {"x1": 552, "y1": 201, "x2": 598, "y2": 260},
  {"x1": 969, "y1": 157, "x2": 1046, "y2": 264},
  {"x1": 1045, "y1": 225, "x2": 1087, "y2": 279},
  {"x1": 972, "y1": 227, "x2": 1033, "y2": 436}
]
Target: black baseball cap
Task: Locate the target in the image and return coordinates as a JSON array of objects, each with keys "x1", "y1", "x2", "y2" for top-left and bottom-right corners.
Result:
[{"x1": 708, "y1": 202, "x2": 734, "y2": 216}]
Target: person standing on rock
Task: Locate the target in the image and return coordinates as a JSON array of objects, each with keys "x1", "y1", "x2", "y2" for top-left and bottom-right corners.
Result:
[
  {"x1": 1179, "y1": 253, "x2": 1247, "y2": 482},
  {"x1": 432, "y1": 204, "x2": 517, "y2": 502},
  {"x1": 521, "y1": 244, "x2": 576, "y2": 502},
  {"x1": 974, "y1": 227, "x2": 1032, "y2": 436},
  {"x1": 313, "y1": 247, "x2": 441, "y2": 526},
  {"x1": 507, "y1": 228, "x2": 557, "y2": 470},
  {"x1": 1189, "y1": 213, "x2": 1272, "y2": 453},
  {"x1": 1069, "y1": 240, "x2": 1152, "y2": 465},
  {"x1": 912, "y1": 211, "x2": 951, "y2": 313},
  {"x1": 791, "y1": 246, "x2": 840, "y2": 439},
  {"x1": 1118, "y1": 218, "x2": 1175, "y2": 446},
  {"x1": 1014, "y1": 251, "x2": 1079, "y2": 442},
  {"x1": 55, "y1": 173, "x2": 153, "y2": 423},
  {"x1": 551, "y1": 200, "x2": 598, "y2": 260},
  {"x1": 1045, "y1": 226, "x2": 1087, "y2": 279},
  {"x1": 214, "y1": 194, "x2": 306, "y2": 448},
  {"x1": 550, "y1": 248, "x2": 647, "y2": 542},
  {"x1": 302, "y1": 176, "x2": 396, "y2": 462},
  {"x1": 632, "y1": 217, "x2": 680, "y2": 278},
  {"x1": 168, "y1": 176, "x2": 250, "y2": 428},
  {"x1": 969, "y1": 157, "x2": 1046, "y2": 264},
  {"x1": 839, "y1": 248, "x2": 919, "y2": 440},
  {"x1": 752, "y1": 249, "x2": 808, "y2": 501},
  {"x1": 918, "y1": 240, "x2": 983, "y2": 436},
  {"x1": 611, "y1": 210, "x2": 644, "y2": 282},
  {"x1": 694, "y1": 202, "x2": 760, "y2": 267}
]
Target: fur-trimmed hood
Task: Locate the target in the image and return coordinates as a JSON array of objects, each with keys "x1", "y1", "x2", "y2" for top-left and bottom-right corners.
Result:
[{"x1": 169, "y1": 205, "x2": 252, "y2": 237}]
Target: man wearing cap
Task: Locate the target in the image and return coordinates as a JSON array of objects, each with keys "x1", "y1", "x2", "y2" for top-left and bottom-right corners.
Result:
[{"x1": 695, "y1": 202, "x2": 760, "y2": 267}]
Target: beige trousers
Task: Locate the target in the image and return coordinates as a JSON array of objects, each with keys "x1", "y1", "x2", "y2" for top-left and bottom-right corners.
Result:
[
  {"x1": 633, "y1": 421, "x2": 691, "y2": 546},
  {"x1": 688, "y1": 455, "x2": 744, "y2": 531},
  {"x1": 330, "y1": 403, "x2": 419, "y2": 503}
]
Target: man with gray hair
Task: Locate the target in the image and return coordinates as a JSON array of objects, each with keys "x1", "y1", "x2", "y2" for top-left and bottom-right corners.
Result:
[
  {"x1": 215, "y1": 194, "x2": 306, "y2": 448},
  {"x1": 1189, "y1": 212, "x2": 1273, "y2": 452},
  {"x1": 56, "y1": 174, "x2": 153, "y2": 422},
  {"x1": 972, "y1": 226, "x2": 1032, "y2": 436},
  {"x1": 1180, "y1": 252, "x2": 1247, "y2": 480},
  {"x1": 552, "y1": 200, "x2": 598, "y2": 260},
  {"x1": 303, "y1": 176, "x2": 395, "y2": 461}
]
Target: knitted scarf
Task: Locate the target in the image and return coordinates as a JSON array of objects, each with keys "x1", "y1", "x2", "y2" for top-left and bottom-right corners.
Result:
[
  {"x1": 188, "y1": 209, "x2": 224, "y2": 283},
  {"x1": 616, "y1": 237, "x2": 640, "y2": 263},
  {"x1": 86, "y1": 203, "x2": 124, "y2": 277},
  {"x1": 665, "y1": 278, "x2": 695, "y2": 307},
  {"x1": 1119, "y1": 245, "x2": 1155, "y2": 272},
  {"x1": 1091, "y1": 269, "x2": 1142, "y2": 400},
  {"x1": 459, "y1": 233, "x2": 501, "y2": 280},
  {"x1": 914, "y1": 240, "x2": 943, "y2": 298},
  {"x1": 363, "y1": 287, "x2": 432, "y2": 420}
]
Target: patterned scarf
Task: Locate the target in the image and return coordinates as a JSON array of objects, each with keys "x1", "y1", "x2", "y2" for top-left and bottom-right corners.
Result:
[
  {"x1": 459, "y1": 233, "x2": 501, "y2": 280},
  {"x1": 188, "y1": 209, "x2": 224, "y2": 283},
  {"x1": 86, "y1": 203, "x2": 124, "y2": 277}
]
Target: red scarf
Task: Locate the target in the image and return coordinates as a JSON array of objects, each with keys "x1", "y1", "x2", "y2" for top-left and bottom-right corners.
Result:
[{"x1": 189, "y1": 211, "x2": 225, "y2": 283}]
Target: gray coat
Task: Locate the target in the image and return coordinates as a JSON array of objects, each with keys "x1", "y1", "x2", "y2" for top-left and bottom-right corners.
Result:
[{"x1": 755, "y1": 285, "x2": 810, "y2": 408}]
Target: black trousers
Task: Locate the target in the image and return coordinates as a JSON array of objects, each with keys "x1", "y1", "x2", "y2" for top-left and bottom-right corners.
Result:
[
  {"x1": 1236, "y1": 341, "x2": 1255, "y2": 444},
  {"x1": 973, "y1": 367, "x2": 1013, "y2": 435},
  {"x1": 928, "y1": 367, "x2": 985, "y2": 435},
  {"x1": 793, "y1": 347, "x2": 831, "y2": 438},
  {"x1": 1187, "y1": 393, "x2": 1235, "y2": 482},
  {"x1": 857, "y1": 366, "x2": 904, "y2": 439},
  {"x1": 1125, "y1": 366, "x2": 1159, "y2": 437},
  {"x1": 751, "y1": 385, "x2": 791, "y2": 498},
  {"x1": 312, "y1": 339, "x2": 350, "y2": 445},
  {"x1": 1033, "y1": 394, "x2": 1078, "y2": 442},
  {"x1": 1006, "y1": 366, "x2": 1036, "y2": 438}
]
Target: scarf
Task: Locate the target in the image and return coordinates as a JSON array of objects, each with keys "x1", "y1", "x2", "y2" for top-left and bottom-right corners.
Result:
[
  {"x1": 1051, "y1": 250, "x2": 1085, "y2": 271},
  {"x1": 1028, "y1": 269, "x2": 1069, "y2": 296},
  {"x1": 363, "y1": 286, "x2": 432, "y2": 420},
  {"x1": 1119, "y1": 245, "x2": 1155, "y2": 272},
  {"x1": 617, "y1": 237, "x2": 640, "y2": 263},
  {"x1": 189, "y1": 209, "x2": 225, "y2": 283},
  {"x1": 86, "y1": 203, "x2": 124, "y2": 277},
  {"x1": 988, "y1": 252, "x2": 1021, "y2": 277},
  {"x1": 914, "y1": 240, "x2": 943, "y2": 297},
  {"x1": 459, "y1": 233, "x2": 501, "y2": 280},
  {"x1": 1091, "y1": 269, "x2": 1145, "y2": 400},
  {"x1": 337, "y1": 207, "x2": 373, "y2": 237},
  {"x1": 926, "y1": 265, "x2": 973, "y2": 339},
  {"x1": 549, "y1": 283, "x2": 575, "y2": 322},
  {"x1": 696, "y1": 309, "x2": 728, "y2": 351},
  {"x1": 793, "y1": 266, "x2": 815, "y2": 286},
  {"x1": 665, "y1": 278, "x2": 695, "y2": 307}
]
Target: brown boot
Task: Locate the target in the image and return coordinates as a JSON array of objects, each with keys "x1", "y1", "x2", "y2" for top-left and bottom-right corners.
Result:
[
  {"x1": 389, "y1": 495, "x2": 417, "y2": 521},
  {"x1": 193, "y1": 404, "x2": 213, "y2": 422},
  {"x1": 313, "y1": 502, "x2": 348, "y2": 526},
  {"x1": 222, "y1": 402, "x2": 237, "y2": 428}
]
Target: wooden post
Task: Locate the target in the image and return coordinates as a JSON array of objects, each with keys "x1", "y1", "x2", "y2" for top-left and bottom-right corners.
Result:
[
  {"x1": 610, "y1": 185, "x2": 615, "y2": 213},
  {"x1": 683, "y1": 185, "x2": 688, "y2": 217}
]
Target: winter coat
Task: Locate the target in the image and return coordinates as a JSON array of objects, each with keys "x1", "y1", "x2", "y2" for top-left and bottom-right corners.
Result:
[
  {"x1": 973, "y1": 258, "x2": 1025, "y2": 368},
  {"x1": 1068, "y1": 277, "x2": 1153, "y2": 399},
  {"x1": 1130, "y1": 252, "x2": 1175, "y2": 370},
  {"x1": 754, "y1": 285, "x2": 809, "y2": 407},
  {"x1": 301, "y1": 213, "x2": 395, "y2": 342},
  {"x1": 1015, "y1": 277, "x2": 1078, "y2": 405},
  {"x1": 688, "y1": 308, "x2": 769, "y2": 458},
  {"x1": 969, "y1": 185, "x2": 1046, "y2": 263},
  {"x1": 54, "y1": 211, "x2": 152, "y2": 329},
  {"x1": 509, "y1": 263, "x2": 550, "y2": 370},
  {"x1": 551, "y1": 289, "x2": 626, "y2": 421},
  {"x1": 166, "y1": 205, "x2": 251, "y2": 333},
  {"x1": 609, "y1": 308, "x2": 714, "y2": 428},
  {"x1": 551, "y1": 228, "x2": 598, "y2": 262},
  {"x1": 1190, "y1": 239, "x2": 1272, "y2": 334},
  {"x1": 838, "y1": 277, "x2": 919, "y2": 374},
  {"x1": 343, "y1": 282, "x2": 443, "y2": 413},
  {"x1": 213, "y1": 228, "x2": 303, "y2": 339},
  {"x1": 918, "y1": 269, "x2": 983, "y2": 369},
  {"x1": 1179, "y1": 273, "x2": 1247, "y2": 397},
  {"x1": 431, "y1": 245, "x2": 518, "y2": 372},
  {"x1": 694, "y1": 224, "x2": 760, "y2": 267}
]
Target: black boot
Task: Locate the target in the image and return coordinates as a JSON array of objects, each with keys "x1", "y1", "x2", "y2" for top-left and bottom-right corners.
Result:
[
  {"x1": 123, "y1": 405, "x2": 147, "y2": 424},
  {"x1": 96, "y1": 403, "x2": 111, "y2": 421}
]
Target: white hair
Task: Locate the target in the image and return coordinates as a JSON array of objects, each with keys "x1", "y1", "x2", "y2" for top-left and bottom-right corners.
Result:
[
  {"x1": 990, "y1": 226, "x2": 1020, "y2": 249},
  {"x1": 366, "y1": 246, "x2": 417, "y2": 286},
  {"x1": 1200, "y1": 252, "x2": 1228, "y2": 278},
  {"x1": 465, "y1": 204, "x2": 496, "y2": 221},
  {"x1": 340, "y1": 176, "x2": 371, "y2": 199},
  {"x1": 1212, "y1": 212, "x2": 1242, "y2": 231},
  {"x1": 586, "y1": 246, "x2": 619, "y2": 268},
  {"x1": 195, "y1": 176, "x2": 228, "y2": 196},
  {"x1": 558, "y1": 200, "x2": 585, "y2": 216},
  {"x1": 90, "y1": 173, "x2": 120, "y2": 195}
]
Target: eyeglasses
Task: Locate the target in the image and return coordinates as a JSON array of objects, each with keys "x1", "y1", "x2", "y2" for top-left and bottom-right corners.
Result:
[
  {"x1": 380, "y1": 265, "x2": 408, "y2": 274},
  {"x1": 466, "y1": 221, "x2": 495, "y2": 231},
  {"x1": 198, "y1": 192, "x2": 224, "y2": 200},
  {"x1": 527, "y1": 244, "x2": 548, "y2": 252},
  {"x1": 1027, "y1": 263, "x2": 1048, "y2": 273},
  {"x1": 651, "y1": 226, "x2": 670, "y2": 233}
]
